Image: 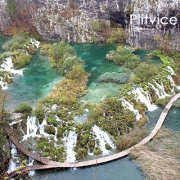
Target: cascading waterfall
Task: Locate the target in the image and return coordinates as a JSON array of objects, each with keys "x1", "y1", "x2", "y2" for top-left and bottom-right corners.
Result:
[
  {"x1": 148, "y1": 81, "x2": 170, "y2": 98},
  {"x1": 30, "y1": 38, "x2": 40, "y2": 48},
  {"x1": 23, "y1": 116, "x2": 39, "y2": 140},
  {"x1": 0, "y1": 56, "x2": 24, "y2": 89},
  {"x1": 153, "y1": 80, "x2": 169, "y2": 98},
  {"x1": 23, "y1": 116, "x2": 57, "y2": 141},
  {"x1": 131, "y1": 87, "x2": 157, "y2": 111},
  {"x1": 167, "y1": 66, "x2": 175, "y2": 76},
  {"x1": 92, "y1": 125, "x2": 115, "y2": 155},
  {"x1": 62, "y1": 129, "x2": 78, "y2": 163},
  {"x1": 121, "y1": 98, "x2": 141, "y2": 121},
  {"x1": 0, "y1": 56, "x2": 24, "y2": 76},
  {"x1": 7, "y1": 142, "x2": 20, "y2": 173},
  {"x1": 148, "y1": 82, "x2": 161, "y2": 98},
  {"x1": 74, "y1": 109, "x2": 89, "y2": 124},
  {"x1": 27, "y1": 157, "x2": 35, "y2": 176},
  {"x1": 0, "y1": 79, "x2": 8, "y2": 90}
]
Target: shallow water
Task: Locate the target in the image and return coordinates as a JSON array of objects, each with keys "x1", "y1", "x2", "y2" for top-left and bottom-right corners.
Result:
[
  {"x1": 6, "y1": 51, "x2": 62, "y2": 110},
  {"x1": 34, "y1": 157, "x2": 144, "y2": 180},
  {"x1": 74, "y1": 43, "x2": 123, "y2": 104}
]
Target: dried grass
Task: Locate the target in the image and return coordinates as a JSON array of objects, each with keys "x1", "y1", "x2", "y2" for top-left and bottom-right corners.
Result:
[{"x1": 130, "y1": 127, "x2": 180, "y2": 180}]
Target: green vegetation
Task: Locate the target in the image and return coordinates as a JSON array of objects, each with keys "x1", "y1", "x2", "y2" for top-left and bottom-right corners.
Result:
[
  {"x1": 15, "y1": 102, "x2": 32, "y2": 114},
  {"x1": 88, "y1": 96, "x2": 136, "y2": 136},
  {"x1": 107, "y1": 28, "x2": 128, "y2": 44},
  {"x1": 37, "y1": 137, "x2": 66, "y2": 162},
  {"x1": 2, "y1": 36, "x2": 26, "y2": 51},
  {"x1": 130, "y1": 128, "x2": 180, "y2": 180},
  {"x1": 116, "y1": 127, "x2": 148, "y2": 151},
  {"x1": 134, "y1": 62, "x2": 158, "y2": 83},
  {"x1": 0, "y1": 35, "x2": 37, "y2": 69},
  {"x1": 89, "y1": 20, "x2": 107, "y2": 32},
  {"x1": 41, "y1": 40, "x2": 90, "y2": 108},
  {"x1": 106, "y1": 46, "x2": 141, "y2": 69},
  {"x1": 155, "y1": 97, "x2": 170, "y2": 107},
  {"x1": 97, "y1": 72, "x2": 129, "y2": 84},
  {"x1": 6, "y1": 0, "x2": 17, "y2": 18},
  {"x1": 33, "y1": 103, "x2": 45, "y2": 123},
  {"x1": 14, "y1": 53, "x2": 32, "y2": 69}
]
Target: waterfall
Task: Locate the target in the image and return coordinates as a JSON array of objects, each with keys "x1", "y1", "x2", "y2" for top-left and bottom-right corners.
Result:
[
  {"x1": 0, "y1": 78, "x2": 8, "y2": 90},
  {"x1": 92, "y1": 125, "x2": 115, "y2": 155},
  {"x1": 121, "y1": 98, "x2": 142, "y2": 121},
  {"x1": 27, "y1": 157, "x2": 35, "y2": 176},
  {"x1": 0, "y1": 56, "x2": 24, "y2": 90},
  {"x1": 23, "y1": 116, "x2": 39, "y2": 140},
  {"x1": 30, "y1": 38, "x2": 40, "y2": 48},
  {"x1": 153, "y1": 80, "x2": 169, "y2": 98},
  {"x1": 148, "y1": 81, "x2": 169, "y2": 98},
  {"x1": 0, "y1": 56, "x2": 24, "y2": 76},
  {"x1": 148, "y1": 82, "x2": 161, "y2": 98},
  {"x1": 167, "y1": 66, "x2": 175, "y2": 75},
  {"x1": 62, "y1": 129, "x2": 77, "y2": 162},
  {"x1": 7, "y1": 142, "x2": 20, "y2": 173},
  {"x1": 131, "y1": 87, "x2": 157, "y2": 111},
  {"x1": 74, "y1": 109, "x2": 89, "y2": 124}
]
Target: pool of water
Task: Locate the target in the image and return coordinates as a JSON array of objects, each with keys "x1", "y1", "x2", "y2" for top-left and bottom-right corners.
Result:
[
  {"x1": 6, "y1": 51, "x2": 63, "y2": 110},
  {"x1": 34, "y1": 157, "x2": 144, "y2": 180},
  {"x1": 147, "y1": 106, "x2": 180, "y2": 132},
  {"x1": 74, "y1": 43, "x2": 124, "y2": 104}
]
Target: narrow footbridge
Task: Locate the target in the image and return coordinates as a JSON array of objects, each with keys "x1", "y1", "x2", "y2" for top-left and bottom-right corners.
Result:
[{"x1": 6, "y1": 93, "x2": 180, "y2": 173}]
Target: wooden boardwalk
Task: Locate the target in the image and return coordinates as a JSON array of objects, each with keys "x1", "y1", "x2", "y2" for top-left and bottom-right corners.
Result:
[{"x1": 6, "y1": 93, "x2": 180, "y2": 173}]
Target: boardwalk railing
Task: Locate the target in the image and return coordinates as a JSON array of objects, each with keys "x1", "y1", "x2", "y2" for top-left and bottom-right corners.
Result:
[{"x1": 6, "y1": 93, "x2": 180, "y2": 173}]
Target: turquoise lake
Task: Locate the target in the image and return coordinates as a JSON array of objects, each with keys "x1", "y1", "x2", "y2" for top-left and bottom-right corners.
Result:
[{"x1": 1, "y1": 36, "x2": 179, "y2": 179}]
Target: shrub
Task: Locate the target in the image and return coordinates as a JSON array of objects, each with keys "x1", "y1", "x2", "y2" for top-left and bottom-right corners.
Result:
[
  {"x1": 60, "y1": 56, "x2": 84, "y2": 74},
  {"x1": 49, "y1": 40, "x2": 76, "y2": 64},
  {"x1": 33, "y1": 103, "x2": 45, "y2": 122},
  {"x1": 134, "y1": 62, "x2": 158, "y2": 82},
  {"x1": 0, "y1": 51, "x2": 14, "y2": 61},
  {"x1": 106, "y1": 46, "x2": 141, "y2": 69},
  {"x1": 97, "y1": 72, "x2": 129, "y2": 84},
  {"x1": 107, "y1": 28, "x2": 128, "y2": 44},
  {"x1": 116, "y1": 127, "x2": 148, "y2": 151},
  {"x1": 15, "y1": 102, "x2": 32, "y2": 113},
  {"x1": 2, "y1": 36, "x2": 26, "y2": 51},
  {"x1": 155, "y1": 98, "x2": 170, "y2": 107},
  {"x1": 65, "y1": 65, "x2": 86, "y2": 79},
  {"x1": 173, "y1": 99, "x2": 180, "y2": 108},
  {"x1": 13, "y1": 53, "x2": 31, "y2": 69},
  {"x1": 89, "y1": 20, "x2": 107, "y2": 32}
]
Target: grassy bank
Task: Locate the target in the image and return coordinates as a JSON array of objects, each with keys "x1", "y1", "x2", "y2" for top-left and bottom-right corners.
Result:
[{"x1": 130, "y1": 127, "x2": 180, "y2": 180}]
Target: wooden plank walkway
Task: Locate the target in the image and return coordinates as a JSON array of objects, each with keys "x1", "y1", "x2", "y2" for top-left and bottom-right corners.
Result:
[{"x1": 6, "y1": 93, "x2": 180, "y2": 173}]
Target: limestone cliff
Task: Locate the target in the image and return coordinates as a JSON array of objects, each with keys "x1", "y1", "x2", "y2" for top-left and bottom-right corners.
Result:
[{"x1": 0, "y1": 0, "x2": 179, "y2": 50}]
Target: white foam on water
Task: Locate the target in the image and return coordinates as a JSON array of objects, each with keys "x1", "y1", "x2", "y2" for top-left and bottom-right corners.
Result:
[
  {"x1": 7, "y1": 143, "x2": 20, "y2": 174},
  {"x1": 92, "y1": 125, "x2": 115, "y2": 155},
  {"x1": 167, "y1": 66, "x2": 175, "y2": 75},
  {"x1": 30, "y1": 38, "x2": 40, "y2": 48},
  {"x1": 63, "y1": 129, "x2": 77, "y2": 162},
  {"x1": 131, "y1": 87, "x2": 157, "y2": 111},
  {"x1": 121, "y1": 98, "x2": 142, "y2": 121}
]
